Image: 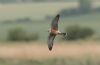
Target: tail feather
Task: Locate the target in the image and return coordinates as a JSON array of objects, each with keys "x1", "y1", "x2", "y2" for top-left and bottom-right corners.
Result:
[
  {"x1": 59, "y1": 33, "x2": 67, "y2": 40},
  {"x1": 59, "y1": 33, "x2": 66, "y2": 35}
]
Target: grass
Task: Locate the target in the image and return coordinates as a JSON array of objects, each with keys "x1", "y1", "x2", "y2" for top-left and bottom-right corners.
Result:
[
  {"x1": 0, "y1": 42, "x2": 99, "y2": 65},
  {"x1": 0, "y1": 55, "x2": 100, "y2": 65},
  {"x1": 1, "y1": 12, "x2": 100, "y2": 41},
  {"x1": 0, "y1": 2, "x2": 100, "y2": 21},
  {"x1": 0, "y1": 2, "x2": 78, "y2": 21},
  {"x1": 0, "y1": 2, "x2": 100, "y2": 41},
  {"x1": 0, "y1": 42, "x2": 99, "y2": 59}
]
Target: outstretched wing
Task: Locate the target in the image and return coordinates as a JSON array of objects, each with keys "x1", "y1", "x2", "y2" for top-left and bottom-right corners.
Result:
[
  {"x1": 48, "y1": 33, "x2": 56, "y2": 51},
  {"x1": 51, "y1": 14, "x2": 60, "y2": 30}
]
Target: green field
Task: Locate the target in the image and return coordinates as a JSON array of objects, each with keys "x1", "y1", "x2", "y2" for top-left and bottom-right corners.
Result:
[
  {"x1": 0, "y1": 2, "x2": 100, "y2": 21},
  {"x1": 0, "y1": 2, "x2": 78, "y2": 21},
  {"x1": 0, "y1": 12, "x2": 100, "y2": 41},
  {"x1": 0, "y1": 2, "x2": 100, "y2": 41},
  {"x1": 0, "y1": 56, "x2": 100, "y2": 65}
]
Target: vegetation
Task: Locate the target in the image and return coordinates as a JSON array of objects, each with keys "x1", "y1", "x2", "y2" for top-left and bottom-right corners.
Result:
[
  {"x1": 0, "y1": 12, "x2": 99, "y2": 41},
  {"x1": 8, "y1": 27, "x2": 39, "y2": 41},
  {"x1": 15, "y1": 17, "x2": 32, "y2": 23},
  {"x1": 0, "y1": 56, "x2": 99, "y2": 65},
  {"x1": 60, "y1": 0, "x2": 99, "y2": 17},
  {"x1": 79, "y1": 0, "x2": 92, "y2": 13},
  {"x1": 64, "y1": 25, "x2": 94, "y2": 40},
  {"x1": 0, "y1": 1, "x2": 99, "y2": 41},
  {"x1": 0, "y1": 0, "x2": 77, "y2": 3}
]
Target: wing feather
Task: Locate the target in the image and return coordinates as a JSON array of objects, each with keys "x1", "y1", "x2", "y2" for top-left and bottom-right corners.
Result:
[
  {"x1": 51, "y1": 14, "x2": 60, "y2": 30},
  {"x1": 48, "y1": 33, "x2": 56, "y2": 51}
]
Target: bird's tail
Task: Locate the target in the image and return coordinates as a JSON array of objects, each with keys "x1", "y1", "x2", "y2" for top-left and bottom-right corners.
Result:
[
  {"x1": 59, "y1": 33, "x2": 67, "y2": 40},
  {"x1": 58, "y1": 33, "x2": 66, "y2": 35}
]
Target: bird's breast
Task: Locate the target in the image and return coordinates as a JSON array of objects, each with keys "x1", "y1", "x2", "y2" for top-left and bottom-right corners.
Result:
[{"x1": 50, "y1": 29, "x2": 60, "y2": 35}]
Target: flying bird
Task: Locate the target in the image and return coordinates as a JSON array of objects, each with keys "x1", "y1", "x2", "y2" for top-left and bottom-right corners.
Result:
[{"x1": 47, "y1": 14, "x2": 67, "y2": 51}]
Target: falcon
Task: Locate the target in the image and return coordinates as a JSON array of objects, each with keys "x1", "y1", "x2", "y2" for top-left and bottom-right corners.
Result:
[{"x1": 47, "y1": 14, "x2": 66, "y2": 51}]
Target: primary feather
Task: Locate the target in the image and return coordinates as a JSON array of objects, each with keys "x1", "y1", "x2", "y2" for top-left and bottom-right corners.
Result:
[
  {"x1": 48, "y1": 33, "x2": 56, "y2": 51},
  {"x1": 51, "y1": 14, "x2": 60, "y2": 30}
]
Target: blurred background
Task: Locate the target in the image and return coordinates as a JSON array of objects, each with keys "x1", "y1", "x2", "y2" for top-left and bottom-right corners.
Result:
[{"x1": 0, "y1": 0, "x2": 100, "y2": 65}]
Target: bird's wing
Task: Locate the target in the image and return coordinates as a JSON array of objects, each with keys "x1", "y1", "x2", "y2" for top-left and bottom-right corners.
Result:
[
  {"x1": 47, "y1": 33, "x2": 56, "y2": 51},
  {"x1": 51, "y1": 14, "x2": 60, "y2": 30}
]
